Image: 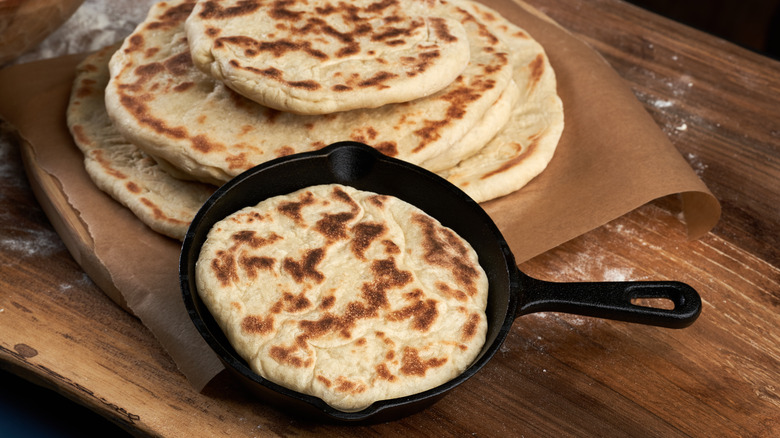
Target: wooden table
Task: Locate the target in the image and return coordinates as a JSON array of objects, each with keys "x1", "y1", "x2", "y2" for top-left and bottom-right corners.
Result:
[{"x1": 1, "y1": 0, "x2": 778, "y2": 436}]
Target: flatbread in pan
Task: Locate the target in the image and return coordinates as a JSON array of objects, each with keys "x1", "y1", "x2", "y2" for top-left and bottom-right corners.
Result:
[
  {"x1": 182, "y1": 144, "x2": 702, "y2": 422},
  {"x1": 195, "y1": 184, "x2": 489, "y2": 411}
]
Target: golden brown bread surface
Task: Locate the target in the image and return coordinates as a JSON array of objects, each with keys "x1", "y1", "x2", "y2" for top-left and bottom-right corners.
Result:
[
  {"x1": 185, "y1": 0, "x2": 472, "y2": 114},
  {"x1": 66, "y1": 44, "x2": 215, "y2": 240},
  {"x1": 104, "y1": 0, "x2": 514, "y2": 185},
  {"x1": 68, "y1": 0, "x2": 563, "y2": 241},
  {"x1": 196, "y1": 184, "x2": 488, "y2": 411},
  {"x1": 434, "y1": 0, "x2": 564, "y2": 202}
]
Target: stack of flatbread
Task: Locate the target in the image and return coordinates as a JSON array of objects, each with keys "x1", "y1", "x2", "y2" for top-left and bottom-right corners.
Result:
[{"x1": 67, "y1": 0, "x2": 563, "y2": 241}]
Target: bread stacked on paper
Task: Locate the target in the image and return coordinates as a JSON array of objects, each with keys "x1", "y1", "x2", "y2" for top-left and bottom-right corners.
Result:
[
  {"x1": 67, "y1": 43, "x2": 216, "y2": 241},
  {"x1": 67, "y1": 0, "x2": 563, "y2": 240}
]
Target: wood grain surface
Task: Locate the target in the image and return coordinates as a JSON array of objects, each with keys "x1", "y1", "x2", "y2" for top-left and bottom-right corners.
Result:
[{"x1": 1, "y1": 0, "x2": 778, "y2": 436}]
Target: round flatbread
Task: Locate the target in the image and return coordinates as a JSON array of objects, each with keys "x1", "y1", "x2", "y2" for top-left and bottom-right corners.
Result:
[
  {"x1": 104, "y1": 0, "x2": 514, "y2": 186},
  {"x1": 435, "y1": 0, "x2": 564, "y2": 202},
  {"x1": 184, "y1": 0, "x2": 471, "y2": 115},
  {"x1": 66, "y1": 44, "x2": 216, "y2": 241},
  {"x1": 196, "y1": 184, "x2": 488, "y2": 411}
]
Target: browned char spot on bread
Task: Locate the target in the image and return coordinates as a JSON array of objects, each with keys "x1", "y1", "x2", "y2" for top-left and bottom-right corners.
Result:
[
  {"x1": 412, "y1": 213, "x2": 482, "y2": 297},
  {"x1": 399, "y1": 346, "x2": 447, "y2": 376},
  {"x1": 197, "y1": 0, "x2": 262, "y2": 20}
]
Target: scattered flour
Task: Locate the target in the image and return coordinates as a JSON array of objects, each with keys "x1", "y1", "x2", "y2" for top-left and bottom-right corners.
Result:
[
  {"x1": 601, "y1": 267, "x2": 634, "y2": 282},
  {"x1": 13, "y1": 0, "x2": 160, "y2": 64},
  {"x1": 0, "y1": 227, "x2": 64, "y2": 259},
  {"x1": 2, "y1": 1, "x2": 163, "y2": 264},
  {"x1": 547, "y1": 242, "x2": 641, "y2": 283},
  {"x1": 59, "y1": 272, "x2": 93, "y2": 293},
  {"x1": 1, "y1": 111, "x2": 64, "y2": 260},
  {"x1": 653, "y1": 99, "x2": 674, "y2": 109},
  {"x1": 631, "y1": 68, "x2": 696, "y2": 137},
  {"x1": 685, "y1": 152, "x2": 708, "y2": 176},
  {"x1": 666, "y1": 74, "x2": 695, "y2": 98}
]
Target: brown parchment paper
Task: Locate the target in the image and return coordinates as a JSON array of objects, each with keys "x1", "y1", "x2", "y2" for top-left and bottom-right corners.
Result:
[{"x1": 0, "y1": 0, "x2": 720, "y2": 390}]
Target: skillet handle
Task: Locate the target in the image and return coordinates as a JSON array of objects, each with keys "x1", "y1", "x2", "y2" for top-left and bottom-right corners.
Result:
[{"x1": 517, "y1": 277, "x2": 702, "y2": 328}]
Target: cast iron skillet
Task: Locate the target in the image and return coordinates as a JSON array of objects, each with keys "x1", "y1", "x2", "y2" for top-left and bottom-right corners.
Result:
[{"x1": 180, "y1": 141, "x2": 701, "y2": 423}]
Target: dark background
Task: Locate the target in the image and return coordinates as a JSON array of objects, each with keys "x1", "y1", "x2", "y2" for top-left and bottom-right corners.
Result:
[{"x1": 627, "y1": 0, "x2": 780, "y2": 59}]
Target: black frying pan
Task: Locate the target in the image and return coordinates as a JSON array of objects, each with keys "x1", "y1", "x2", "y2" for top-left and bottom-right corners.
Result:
[{"x1": 180, "y1": 141, "x2": 701, "y2": 423}]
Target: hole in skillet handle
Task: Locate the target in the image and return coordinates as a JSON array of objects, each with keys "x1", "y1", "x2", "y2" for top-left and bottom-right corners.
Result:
[
  {"x1": 179, "y1": 141, "x2": 518, "y2": 423},
  {"x1": 515, "y1": 276, "x2": 702, "y2": 329}
]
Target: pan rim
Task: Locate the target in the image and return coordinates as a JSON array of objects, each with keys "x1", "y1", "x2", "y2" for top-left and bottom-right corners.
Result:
[{"x1": 179, "y1": 141, "x2": 520, "y2": 421}]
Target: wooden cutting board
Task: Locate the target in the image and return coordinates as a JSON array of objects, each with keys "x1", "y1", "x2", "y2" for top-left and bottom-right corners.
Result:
[{"x1": 19, "y1": 132, "x2": 130, "y2": 312}]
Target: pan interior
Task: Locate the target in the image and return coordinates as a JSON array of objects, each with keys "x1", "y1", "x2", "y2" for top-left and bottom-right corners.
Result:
[{"x1": 180, "y1": 142, "x2": 518, "y2": 419}]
